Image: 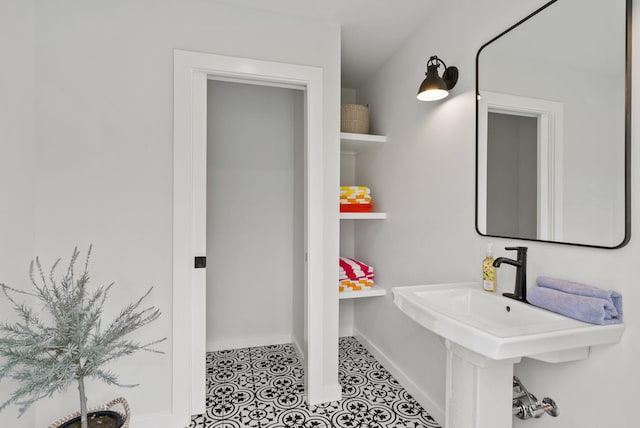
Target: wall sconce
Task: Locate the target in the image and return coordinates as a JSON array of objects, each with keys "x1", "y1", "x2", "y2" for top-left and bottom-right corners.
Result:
[{"x1": 417, "y1": 56, "x2": 459, "y2": 101}]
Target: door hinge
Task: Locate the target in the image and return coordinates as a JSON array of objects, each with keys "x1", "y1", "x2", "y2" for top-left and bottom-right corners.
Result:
[{"x1": 194, "y1": 256, "x2": 207, "y2": 269}]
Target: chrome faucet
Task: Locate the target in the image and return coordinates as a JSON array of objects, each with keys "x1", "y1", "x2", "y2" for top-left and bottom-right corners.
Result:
[{"x1": 493, "y1": 246, "x2": 528, "y2": 303}]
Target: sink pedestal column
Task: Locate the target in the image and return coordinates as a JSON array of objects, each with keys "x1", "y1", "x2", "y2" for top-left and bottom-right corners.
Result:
[{"x1": 445, "y1": 340, "x2": 521, "y2": 428}]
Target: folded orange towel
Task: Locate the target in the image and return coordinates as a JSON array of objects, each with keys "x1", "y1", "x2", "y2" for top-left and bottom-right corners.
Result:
[
  {"x1": 340, "y1": 279, "x2": 374, "y2": 287},
  {"x1": 340, "y1": 203, "x2": 373, "y2": 212},
  {"x1": 339, "y1": 278, "x2": 374, "y2": 292},
  {"x1": 340, "y1": 197, "x2": 372, "y2": 205}
]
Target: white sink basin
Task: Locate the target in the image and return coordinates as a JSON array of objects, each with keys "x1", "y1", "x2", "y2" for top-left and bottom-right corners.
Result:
[{"x1": 393, "y1": 282, "x2": 624, "y2": 362}]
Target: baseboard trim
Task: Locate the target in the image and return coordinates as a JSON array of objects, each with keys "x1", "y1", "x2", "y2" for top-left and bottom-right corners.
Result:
[
  {"x1": 207, "y1": 334, "x2": 293, "y2": 352},
  {"x1": 353, "y1": 329, "x2": 445, "y2": 425},
  {"x1": 339, "y1": 326, "x2": 354, "y2": 337},
  {"x1": 292, "y1": 335, "x2": 304, "y2": 362}
]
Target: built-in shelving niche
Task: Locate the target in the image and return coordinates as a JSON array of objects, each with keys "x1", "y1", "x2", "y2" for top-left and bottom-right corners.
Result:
[{"x1": 339, "y1": 132, "x2": 387, "y2": 302}]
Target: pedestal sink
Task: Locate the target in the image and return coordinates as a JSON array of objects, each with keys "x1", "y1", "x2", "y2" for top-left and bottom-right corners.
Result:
[{"x1": 392, "y1": 282, "x2": 624, "y2": 428}]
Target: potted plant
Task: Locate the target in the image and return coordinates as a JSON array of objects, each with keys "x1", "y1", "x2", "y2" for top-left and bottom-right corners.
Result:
[{"x1": 0, "y1": 246, "x2": 165, "y2": 428}]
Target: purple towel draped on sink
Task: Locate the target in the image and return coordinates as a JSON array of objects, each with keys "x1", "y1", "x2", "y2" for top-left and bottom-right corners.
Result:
[
  {"x1": 537, "y1": 276, "x2": 623, "y2": 318},
  {"x1": 527, "y1": 276, "x2": 623, "y2": 325}
]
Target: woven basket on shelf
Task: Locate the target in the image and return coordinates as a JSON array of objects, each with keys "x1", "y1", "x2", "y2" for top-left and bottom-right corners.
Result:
[
  {"x1": 341, "y1": 104, "x2": 370, "y2": 134},
  {"x1": 48, "y1": 397, "x2": 130, "y2": 428}
]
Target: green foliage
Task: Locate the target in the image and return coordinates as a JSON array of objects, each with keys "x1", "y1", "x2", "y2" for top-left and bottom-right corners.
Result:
[{"x1": 0, "y1": 246, "x2": 165, "y2": 417}]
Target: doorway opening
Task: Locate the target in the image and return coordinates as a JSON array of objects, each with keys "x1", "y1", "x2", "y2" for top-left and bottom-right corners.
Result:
[
  {"x1": 205, "y1": 80, "x2": 305, "y2": 353},
  {"x1": 477, "y1": 91, "x2": 564, "y2": 241},
  {"x1": 173, "y1": 51, "x2": 327, "y2": 425},
  {"x1": 486, "y1": 111, "x2": 538, "y2": 239}
]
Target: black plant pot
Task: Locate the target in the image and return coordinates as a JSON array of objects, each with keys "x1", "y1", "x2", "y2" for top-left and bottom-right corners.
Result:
[{"x1": 57, "y1": 410, "x2": 124, "y2": 428}]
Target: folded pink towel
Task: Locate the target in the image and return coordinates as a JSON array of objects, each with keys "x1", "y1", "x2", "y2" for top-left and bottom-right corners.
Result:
[{"x1": 339, "y1": 257, "x2": 374, "y2": 281}]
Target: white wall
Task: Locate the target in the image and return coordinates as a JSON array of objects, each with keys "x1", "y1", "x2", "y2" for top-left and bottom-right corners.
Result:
[
  {"x1": 354, "y1": 0, "x2": 639, "y2": 427},
  {"x1": 341, "y1": 88, "x2": 357, "y2": 105},
  {"x1": 0, "y1": 0, "x2": 36, "y2": 426},
  {"x1": 25, "y1": 0, "x2": 340, "y2": 425},
  {"x1": 206, "y1": 80, "x2": 301, "y2": 351}
]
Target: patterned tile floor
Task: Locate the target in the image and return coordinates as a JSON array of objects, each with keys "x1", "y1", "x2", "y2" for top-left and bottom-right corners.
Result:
[{"x1": 189, "y1": 337, "x2": 441, "y2": 428}]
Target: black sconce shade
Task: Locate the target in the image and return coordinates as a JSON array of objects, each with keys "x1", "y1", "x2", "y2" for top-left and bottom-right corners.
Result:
[{"x1": 417, "y1": 56, "x2": 459, "y2": 101}]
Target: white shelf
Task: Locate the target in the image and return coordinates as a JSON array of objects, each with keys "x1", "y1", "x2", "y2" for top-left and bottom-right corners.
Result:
[
  {"x1": 339, "y1": 285, "x2": 386, "y2": 300},
  {"x1": 340, "y1": 132, "x2": 387, "y2": 154},
  {"x1": 340, "y1": 212, "x2": 387, "y2": 220}
]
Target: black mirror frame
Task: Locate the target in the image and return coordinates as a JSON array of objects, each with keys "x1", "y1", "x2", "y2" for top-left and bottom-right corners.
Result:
[{"x1": 474, "y1": 0, "x2": 632, "y2": 249}]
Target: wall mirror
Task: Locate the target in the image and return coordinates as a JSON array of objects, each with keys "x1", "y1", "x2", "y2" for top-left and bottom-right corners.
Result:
[{"x1": 476, "y1": 0, "x2": 631, "y2": 248}]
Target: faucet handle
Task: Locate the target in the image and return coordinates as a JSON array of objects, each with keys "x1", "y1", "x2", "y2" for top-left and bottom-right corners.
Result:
[
  {"x1": 505, "y1": 246, "x2": 528, "y2": 262},
  {"x1": 541, "y1": 397, "x2": 559, "y2": 417}
]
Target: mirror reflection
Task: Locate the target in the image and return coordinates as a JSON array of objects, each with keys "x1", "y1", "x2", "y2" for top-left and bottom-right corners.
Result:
[{"x1": 476, "y1": 0, "x2": 630, "y2": 248}]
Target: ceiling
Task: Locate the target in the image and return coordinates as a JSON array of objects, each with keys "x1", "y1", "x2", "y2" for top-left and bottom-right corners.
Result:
[{"x1": 211, "y1": 0, "x2": 442, "y2": 88}]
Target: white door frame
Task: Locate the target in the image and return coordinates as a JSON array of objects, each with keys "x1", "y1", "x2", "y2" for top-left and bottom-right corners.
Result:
[
  {"x1": 477, "y1": 91, "x2": 564, "y2": 241},
  {"x1": 172, "y1": 50, "x2": 324, "y2": 424}
]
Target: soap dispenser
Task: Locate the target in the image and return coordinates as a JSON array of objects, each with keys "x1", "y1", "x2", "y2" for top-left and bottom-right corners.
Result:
[{"x1": 482, "y1": 243, "x2": 497, "y2": 292}]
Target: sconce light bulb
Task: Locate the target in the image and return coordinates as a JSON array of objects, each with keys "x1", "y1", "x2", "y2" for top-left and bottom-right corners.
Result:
[{"x1": 417, "y1": 89, "x2": 449, "y2": 101}]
